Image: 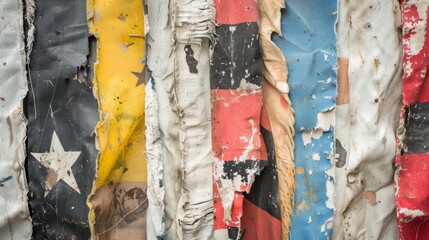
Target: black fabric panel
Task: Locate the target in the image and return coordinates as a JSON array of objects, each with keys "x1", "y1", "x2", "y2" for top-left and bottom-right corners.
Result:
[
  {"x1": 404, "y1": 102, "x2": 429, "y2": 154},
  {"x1": 26, "y1": 0, "x2": 97, "y2": 239},
  {"x1": 244, "y1": 127, "x2": 281, "y2": 220},
  {"x1": 210, "y1": 22, "x2": 263, "y2": 89}
]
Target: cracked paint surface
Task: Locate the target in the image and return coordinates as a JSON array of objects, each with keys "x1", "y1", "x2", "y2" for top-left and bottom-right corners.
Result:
[
  {"x1": 211, "y1": 1, "x2": 269, "y2": 239},
  {"x1": 396, "y1": 1, "x2": 429, "y2": 238},
  {"x1": 87, "y1": 0, "x2": 147, "y2": 238},
  {"x1": 0, "y1": 0, "x2": 32, "y2": 239},
  {"x1": 273, "y1": 1, "x2": 337, "y2": 239}
]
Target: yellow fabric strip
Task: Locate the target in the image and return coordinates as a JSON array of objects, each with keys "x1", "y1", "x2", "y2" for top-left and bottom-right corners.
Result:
[{"x1": 87, "y1": 0, "x2": 146, "y2": 238}]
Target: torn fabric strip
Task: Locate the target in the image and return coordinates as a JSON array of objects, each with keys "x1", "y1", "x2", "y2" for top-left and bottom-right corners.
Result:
[
  {"x1": 147, "y1": 0, "x2": 215, "y2": 238},
  {"x1": 87, "y1": 0, "x2": 147, "y2": 238},
  {"x1": 396, "y1": 0, "x2": 429, "y2": 238},
  {"x1": 26, "y1": 0, "x2": 98, "y2": 238},
  {"x1": 334, "y1": 0, "x2": 401, "y2": 239},
  {"x1": 257, "y1": 0, "x2": 296, "y2": 238},
  {"x1": 274, "y1": 1, "x2": 337, "y2": 239},
  {"x1": 0, "y1": 0, "x2": 32, "y2": 239},
  {"x1": 211, "y1": 1, "x2": 268, "y2": 239}
]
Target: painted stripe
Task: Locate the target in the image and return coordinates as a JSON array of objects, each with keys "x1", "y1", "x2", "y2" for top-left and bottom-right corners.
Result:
[
  {"x1": 211, "y1": 23, "x2": 263, "y2": 90},
  {"x1": 0, "y1": 0, "x2": 32, "y2": 239},
  {"x1": 26, "y1": 0, "x2": 97, "y2": 238},
  {"x1": 396, "y1": 154, "x2": 429, "y2": 239},
  {"x1": 213, "y1": 0, "x2": 259, "y2": 24},
  {"x1": 212, "y1": 90, "x2": 266, "y2": 162},
  {"x1": 244, "y1": 127, "x2": 281, "y2": 220},
  {"x1": 87, "y1": 0, "x2": 147, "y2": 238},
  {"x1": 241, "y1": 198, "x2": 281, "y2": 240},
  {"x1": 404, "y1": 102, "x2": 429, "y2": 153}
]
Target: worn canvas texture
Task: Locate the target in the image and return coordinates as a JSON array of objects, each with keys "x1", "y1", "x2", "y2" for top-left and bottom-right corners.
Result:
[
  {"x1": 335, "y1": 0, "x2": 401, "y2": 239},
  {"x1": 87, "y1": 0, "x2": 147, "y2": 238},
  {"x1": 0, "y1": 0, "x2": 32, "y2": 239},
  {"x1": 26, "y1": 0, "x2": 98, "y2": 238}
]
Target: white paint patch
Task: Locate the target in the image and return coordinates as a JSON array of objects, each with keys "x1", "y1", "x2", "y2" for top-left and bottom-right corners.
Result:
[
  {"x1": 312, "y1": 152, "x2": 321, "y2": 161},
  {"x1": 399, "y1": 208, "x2": 426, "y2": 223}
]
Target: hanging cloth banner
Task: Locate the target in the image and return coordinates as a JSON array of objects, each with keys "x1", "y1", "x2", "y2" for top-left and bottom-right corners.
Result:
[
  {"x1": 0, "y1": 0, "x2": 32, "y2": 239},
  {"x1": 335, "y1": 0, "x2": 401, "y2": 239},
  {"x1": 26, "y1": 0, "x2": 98, "y2": 238},
  {"x1": 87, "y1": 0, "x2": 147, "y2": 238},
  {"x1": 274, "y1": 1, "x2": 337, "y2": 239},
  {"x1": 396, "y1": 0, "x2": 429, "y2": 238},
  {"x1": 211, "y1": 0, "x2": 268, "y2": 239}
]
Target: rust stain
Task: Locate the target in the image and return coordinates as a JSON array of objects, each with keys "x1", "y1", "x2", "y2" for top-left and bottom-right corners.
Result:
[
  {"x1": 47, "y1": 168, "x2": 59, "y2": 188},
  {"x1": 6, "y1": 116, "x2": 13, "y2": 147},
  {"x1": 374, "y1": 58, "x2": 380, "y2": 74},
  {"x1": 337, "y1": 57, "x2": 349, "y2": 105},
  {"x1": 364, "y1": 191, "x2": 377, "y2": 205}
]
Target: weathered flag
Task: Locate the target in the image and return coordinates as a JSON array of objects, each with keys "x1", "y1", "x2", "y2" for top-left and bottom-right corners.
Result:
[
  {"x1": 335, "y1": 0, "x2": 401, "y2": 239},
  {"x1": 0, "y1": 0, "x2": 32, "y2": 239},
  {"x1": 26, "y1": 0, "x2": 98, "y2": 238},
  {"x1": 396, "y1": 0, "x2": 429, "y2": 238},
  {"x1": 274, "y1": 1, "x2": 337, "y2": 239},
  {"x1": 87, "y1": 0, "x2": 147, "y2": 238},
  {"x1": 211, "y1": 0, "x2": 268, "y2": 239}
]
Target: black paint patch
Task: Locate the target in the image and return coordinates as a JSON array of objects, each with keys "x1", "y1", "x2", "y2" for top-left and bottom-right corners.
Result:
[
  {"x1": 404, "y1": 102, "x2": 429, "y2": 153},
  {"x1": 26, "y1": 0, "x2": 97, "y2": 239},
  {"x1": 335, "y1": 139, "x2": 347, "y2": 168},
  {"x1": 243, "y1": 127, "x2": 281, "y2": 220},
  {"x1": 184, "y1": 44, "x2": 198, "y2": 74},
  {"x1": 228, "y1": 226, "x2": 240, "y2": 240},
  {"x1": 220, "y1": 159, "x2": 267, "y2": 184},
  {"x1": 211, "y1": 22, "x2": 262, "y2": 89}
]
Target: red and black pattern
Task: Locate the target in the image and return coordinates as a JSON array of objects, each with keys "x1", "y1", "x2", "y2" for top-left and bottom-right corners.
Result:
[
  {"x1": 211, "y1": 1, "x2": 280, "y2": 238},
  {"x1": 396, "y1": 1, "x2": 429, "y2": 239}
]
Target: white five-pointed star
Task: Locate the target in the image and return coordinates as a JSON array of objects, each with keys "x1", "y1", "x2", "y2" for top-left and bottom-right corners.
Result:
[{"x1": 31, "y1": 131, "x2": 81, "y2": 196}]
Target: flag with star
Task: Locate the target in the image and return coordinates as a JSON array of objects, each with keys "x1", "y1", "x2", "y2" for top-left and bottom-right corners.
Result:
[{"x1": 26, "y1": 0, "x2": 98, "y2": 238}]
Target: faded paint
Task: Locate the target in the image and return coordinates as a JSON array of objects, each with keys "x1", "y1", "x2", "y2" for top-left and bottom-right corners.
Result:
[
  {"x1": 0, "y1": 0, "x2": 32, "y2": 238},
  {"x1": 274, "y1": 1, "x2": 337, "y2": 239},
  {"x1": 335, "y1": 0, "x2": 401, "y2": 239},
  {"x1": 87, "y1": 0, "x2": 147, "y2": 238},
  {"x1": 396, "y1": 2, "x2": 429, "y2": 237}
]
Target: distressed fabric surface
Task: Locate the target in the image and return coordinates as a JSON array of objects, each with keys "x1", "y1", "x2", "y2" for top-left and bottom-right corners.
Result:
[
  {"x1": 87, "y1": 0, "x2": 147, "y2": 238},
  {"x1": 147, "y1": 0, "x2": 215, "y2": 239},
  {"x1": 334, "y1": 0, "x2": 401, "y2": 239},
  {"x1": 0, "y1": 0, "x2": 32, "y2": 239},
  {"x1": 396, "y1": 0, "x2": 429, "y2": 239},
  {"x1": 26, "y1": 0, "x2": 98, "y2": 238},
  {"x1": 273, "y1": 1, "x2": 337, "y2": 239},
  {"x1": 211, "y1": 1, "x2": 268, "y2": 239},
  {"x1": 256, "y1": 0, "x2": 296, "y2": 238}
]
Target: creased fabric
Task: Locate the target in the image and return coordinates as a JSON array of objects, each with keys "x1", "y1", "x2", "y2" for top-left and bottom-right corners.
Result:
[
  {"x1": 87, "y1": 0, "x2": 147, "y2": 238},
  {"x1": 257, "y1": 0, "x2": 296, "y2": 238},
  {"x1": 211, "y1": 1, "x2": 268, "y2": 239},
  {"x1": 0, "y1": 0, "x2": 32, "y2": 239},
  {"x1": 334, "y1": 0, "x2": 401, "y2": 239},
  {"x1": 146, "y1": 0, "x2": 215, "y2": 239},
  {"x1": 26, "y1": 0, "x2": 98, "y2": 238},
  {"x1": 274, "y1": 1, "x2": 337, "y2": 239},
  {"x1": 396, "y1": 0, "x2": 429, "y2": 238}
]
